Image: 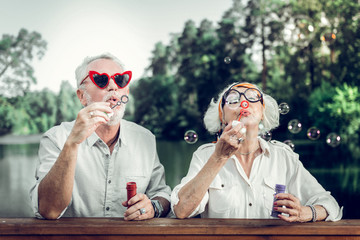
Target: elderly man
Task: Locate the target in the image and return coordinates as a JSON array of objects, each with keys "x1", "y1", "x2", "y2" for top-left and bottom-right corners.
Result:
[{"x1": 30, "y1": 53, "x2": 171, "y2": 220}]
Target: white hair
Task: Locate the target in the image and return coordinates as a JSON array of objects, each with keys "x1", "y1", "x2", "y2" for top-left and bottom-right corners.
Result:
[
  {"x1": 75, "y1": 52, "x2": 126, "y2": 89},
  {"x1": 203, "y1": 82, "x2": 279, "y2": 135}
]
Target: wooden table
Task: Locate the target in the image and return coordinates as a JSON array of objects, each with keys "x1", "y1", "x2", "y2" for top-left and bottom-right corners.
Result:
[{"x1": 1, "y1": 218, "x2": 359, "y2": 240}]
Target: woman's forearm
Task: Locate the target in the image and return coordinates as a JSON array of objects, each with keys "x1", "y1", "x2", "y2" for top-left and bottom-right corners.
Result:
[{"x1": 174, "y1": 154, "x2": 227, "y2": 218}]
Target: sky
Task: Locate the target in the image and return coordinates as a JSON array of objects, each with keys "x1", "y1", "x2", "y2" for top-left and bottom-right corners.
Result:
[{"x1": 0, "y1": 0, "x2": 233, "y2": 93}]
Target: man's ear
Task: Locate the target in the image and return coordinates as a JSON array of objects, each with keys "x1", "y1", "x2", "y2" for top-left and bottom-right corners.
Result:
[{"x1": 77, "y1": 89, "x2": 87, "y2": 106}]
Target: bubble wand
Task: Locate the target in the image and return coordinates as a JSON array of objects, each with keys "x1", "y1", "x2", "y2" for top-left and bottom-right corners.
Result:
[
  {"x1": 111, "y1": 95, "x2": 129, "y2": 109},
  {"x1": 106, "y1": 95, "x2": 129, "y2": 118},
  {"x1": 238, "y1": 100, "x2": 249, "y2": 121},
  {"x1": 232, "y1": 100, "x2": 249, "y2": 126}
]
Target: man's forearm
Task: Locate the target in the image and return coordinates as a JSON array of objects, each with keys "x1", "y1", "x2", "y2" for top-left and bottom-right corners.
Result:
[{"x1": 38, "y1": 141, "x2": 79, "y2": 219}]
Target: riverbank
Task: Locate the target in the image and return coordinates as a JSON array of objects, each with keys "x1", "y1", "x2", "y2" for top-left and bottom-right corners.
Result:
[{"x1": 0, "y1": 134, "x2": 42, "y2": 145}]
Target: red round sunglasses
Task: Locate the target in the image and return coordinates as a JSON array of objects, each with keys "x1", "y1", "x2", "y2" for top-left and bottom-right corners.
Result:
[{"x1": 80, "y1": 70, "x2": 132, "y2": 89}]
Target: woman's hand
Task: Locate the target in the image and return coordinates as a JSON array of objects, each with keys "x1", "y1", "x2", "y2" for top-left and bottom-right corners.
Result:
[
  {"x1": 214, "y1": 122, "x2": 246, "y2": 161},
  {"x1": 273, "y1": 193, "x2": 313, "y2": 222}
]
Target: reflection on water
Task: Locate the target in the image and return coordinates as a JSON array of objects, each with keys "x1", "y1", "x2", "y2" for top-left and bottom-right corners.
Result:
[
  {"x1": 0, "y1": 144, "x2": 38, "y2": 217},
  {"x1": 0, "y1": 139, "x2": 359, "y2": 218}
]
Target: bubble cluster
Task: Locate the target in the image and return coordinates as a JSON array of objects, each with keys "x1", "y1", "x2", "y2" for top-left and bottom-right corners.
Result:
[
  {"x1": 224, "y1": 57, "x2": 231, "y2": 64},
  {"x1": 307, "y1": 127, "x2": 321, "y2": 140},
  {"x1": 261, "y1": 131, "x2": 272, "y2": 141},
  {"x1": 288, "y1": 119, "x2": 302, "y2": 134},
  {"x1": 326, "y1": 133, "x2": 341, "y2": 147},
  {"x1": 279, "y1": 102, "x2": 290, "y2": 115},
  {"x1": 283, "y1": 140, "x2": 295, "y2": 151},
  {"x1": 184, "y1": 130, "x2": 198, "y2": 144}
]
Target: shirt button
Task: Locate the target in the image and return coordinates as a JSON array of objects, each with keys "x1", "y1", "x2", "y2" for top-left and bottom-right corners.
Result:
[
  {"x1": 249, "y1": 203, "x2": 253, "y2": 206},
  {"x1": 108, "y1": 180, "x2": 111, "y2": 184},
  {"x1": 106, "y1": 207, "x2": 110, "y2": 211},
  {"x1": 221, "y1": 184, "x2": 224, "y2": 188}
]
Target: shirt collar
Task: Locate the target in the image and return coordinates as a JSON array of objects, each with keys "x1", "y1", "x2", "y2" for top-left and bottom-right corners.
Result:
[
  {"x1": 86, "y1": 121, "x2": 126, "y2": 147},
  {"x1": 119, "y1": 119, "x2": 127, "y2": 146},
  {"x1": 258, "y1": 137, "x2": 271, "y2": 157},
  {"x1": 87, "y1": 131, "x2": 101, "y2": 147}
]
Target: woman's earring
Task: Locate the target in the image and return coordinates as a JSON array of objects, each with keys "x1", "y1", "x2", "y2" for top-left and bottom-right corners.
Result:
[{"x1": 258, "y1": 121, "x2": 264, "y2": 131}]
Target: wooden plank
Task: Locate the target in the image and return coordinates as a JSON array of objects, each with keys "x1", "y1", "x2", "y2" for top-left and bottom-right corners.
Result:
[{"x1": 1, "y1": 218, "x2": 360, "y2": 239}]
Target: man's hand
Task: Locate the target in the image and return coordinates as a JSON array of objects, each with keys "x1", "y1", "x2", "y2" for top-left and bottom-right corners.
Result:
[
  {"x1": 68, "y1": 102, "x2": 113, "y2": 145},
  {"x1": 122, "y1": 193, "x2": 155, "y2": 220}
]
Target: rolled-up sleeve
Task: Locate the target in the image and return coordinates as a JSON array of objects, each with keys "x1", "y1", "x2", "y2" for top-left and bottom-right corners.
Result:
[
  {"x1": 29, "y1": 133, "x2": 69, "y2": 219},
  {"x1": 171, "y1": 146, "x2": 212, "y2": 218},
  {"x1": 288, "y1": 160, "x2": 343, "y2": 221}
]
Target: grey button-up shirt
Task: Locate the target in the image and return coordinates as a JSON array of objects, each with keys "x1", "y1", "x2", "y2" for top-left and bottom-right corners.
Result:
[{"x1": 30, "y1": 119, "x2": 171, "y2": 218}]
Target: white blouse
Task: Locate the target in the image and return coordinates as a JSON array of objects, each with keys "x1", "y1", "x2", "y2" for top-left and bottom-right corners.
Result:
[{"x1": 171, "y1": 138, "x2": 342, "y2": 221}]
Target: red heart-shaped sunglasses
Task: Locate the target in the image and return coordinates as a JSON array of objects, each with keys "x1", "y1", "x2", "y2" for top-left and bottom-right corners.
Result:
[{"x1": 80, "y1": 71, "x2": 132, "y2": 89}]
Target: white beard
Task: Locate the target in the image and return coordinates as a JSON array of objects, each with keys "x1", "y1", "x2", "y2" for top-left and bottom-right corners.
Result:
[{"x1": 83, "y1": 91, "x2": 126, "y2": 126}]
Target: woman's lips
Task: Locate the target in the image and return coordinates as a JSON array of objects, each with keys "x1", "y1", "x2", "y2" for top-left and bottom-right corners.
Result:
[{"x1": 240, "y1": 109, "x2": 250, "y2": 117}]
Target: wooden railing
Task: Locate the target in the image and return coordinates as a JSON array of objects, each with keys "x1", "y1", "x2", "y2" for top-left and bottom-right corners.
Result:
[{"x1": 1, "y1": 218, "x2": 360, "y2": 240}]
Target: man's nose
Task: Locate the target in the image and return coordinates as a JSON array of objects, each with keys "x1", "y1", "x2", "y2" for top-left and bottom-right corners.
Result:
[{"x1": 106, "y1": 78, "x2": 119, "y2": 91}]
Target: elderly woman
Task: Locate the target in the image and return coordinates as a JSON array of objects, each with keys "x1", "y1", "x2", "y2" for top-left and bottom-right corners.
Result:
[{"x1": 171, "y1": 82, "x2": 342, "y2": 222}]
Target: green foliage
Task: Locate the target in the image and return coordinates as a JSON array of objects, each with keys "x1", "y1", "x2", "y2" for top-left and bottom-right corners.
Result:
[
  {"x1": 0, "y1": 80, "x2": 81, "y2": 135},
  {"x1": 0, "y1": 0, "x2": 359, "y2": 147},
  {"x1": 0, "y1": 28, "x2": 47, "y2": 97},
  {"x1": 132, "y1": 75, "x2": 180, "y2": 139},
  {"x1": 56, "y1": 81, "x2": 82, "y2": 125},
  {"x1": 129, "y1": 0, "x2": 360, "y2": 142},
  {"x1": 0, "y1": 97, "x2": 16, "y2": 135},
  {"x1": 308, "y1": 82, "x2": 360, "y2": 143}
]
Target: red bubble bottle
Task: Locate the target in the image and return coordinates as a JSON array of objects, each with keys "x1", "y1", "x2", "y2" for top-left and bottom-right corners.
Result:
[{"x1": 126, "y1": 182, "x2": 137, "y2": 208}]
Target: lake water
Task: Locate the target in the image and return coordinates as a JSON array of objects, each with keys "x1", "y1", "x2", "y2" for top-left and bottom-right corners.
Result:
[{"x1": 0, "y1": 136, "x2": 359, "y2": 218}]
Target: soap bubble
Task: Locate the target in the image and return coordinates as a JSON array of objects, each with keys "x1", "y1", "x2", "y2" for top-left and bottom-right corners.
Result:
[
  {"x1": 320, "y1": 31, "x2": 336, "y2": 46},
  {"x1": 184, "y1": 130, "x2": 198, "y2": 144},
  {"x1": 261, "y1": 131, "x2": 272, "y2": 141},
  {"x1": 307, "y1": 127, "x2": 321, "y2": 140},
  {"x1": 283, "y1": 140, "x2": 295, "y2": 151},
  {"x1": 288, "y1": 119, "x2": 302, "y2": 134},
  {"x1": 283, "y1": 15, "x2": 315, "y2": 48},
  {"x1": 224, "y1": 57, "x2": 231, "y2": 64},
  {"x1": 326, "y1": 133, "x2": 341, "y2": 147},
  {"x1": 279, "y1": 102, "x2": 290, "y2": 115}
]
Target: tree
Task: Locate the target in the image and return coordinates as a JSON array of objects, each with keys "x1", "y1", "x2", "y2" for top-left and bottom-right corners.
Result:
[
  {"x1": 56, "y1": 81, "x2": 82, "y2": 125},
  {"x1": 132, "y1": 75, "x2": 179, "y2": 139},
  {"x1": 243, "y1": 0, "x2": 291, "y2": 91},
  {"x1": 0, "y1": 28, "x2": 47, "y2": 97}
]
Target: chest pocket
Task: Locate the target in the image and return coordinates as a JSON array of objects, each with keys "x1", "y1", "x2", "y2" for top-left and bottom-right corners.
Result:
[
  {"x1": 208, "y1": 177, "x2": 240, "y2": 217},
  {"x1": 124, "y1": 175, "x2": 149, "y2": 194},
  {"x1": 262, "y1": 177, "x2": 276, "y2": 212}
]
